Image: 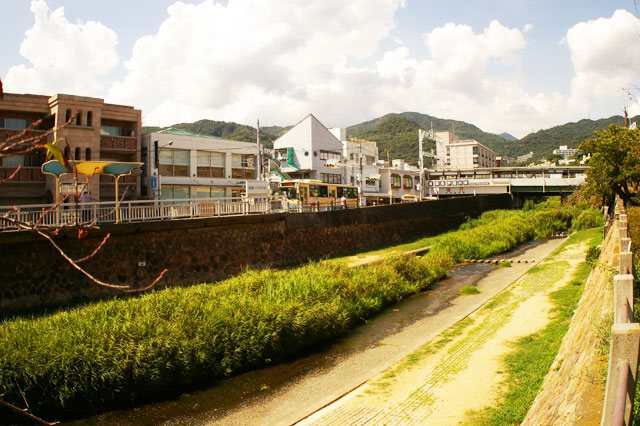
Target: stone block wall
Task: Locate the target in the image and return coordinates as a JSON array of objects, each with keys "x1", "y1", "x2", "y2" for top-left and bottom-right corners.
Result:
[{"x1": 0, "y1": 194, "x2": 512, "y2": 310}]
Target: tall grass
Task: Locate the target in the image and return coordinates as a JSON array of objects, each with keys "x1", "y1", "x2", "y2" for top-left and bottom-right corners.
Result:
[{"x1": 0, "y1": 202, "x2": 601, "y2": 421}]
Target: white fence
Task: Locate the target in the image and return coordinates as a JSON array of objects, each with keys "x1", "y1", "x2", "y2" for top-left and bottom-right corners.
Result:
[{"x1": 0, "y1": 196, "x2": 289, "y2": 231}]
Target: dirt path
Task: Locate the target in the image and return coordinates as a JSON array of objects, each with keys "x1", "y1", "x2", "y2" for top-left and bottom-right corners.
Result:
[{"x1": 297, "y1": 238, "x2": 590, "y2": 426}]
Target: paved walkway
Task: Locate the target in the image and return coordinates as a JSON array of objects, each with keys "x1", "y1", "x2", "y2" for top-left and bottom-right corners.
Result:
[
  {"x1": 297, "y1": 237, "x2": 589, "y2": 426},
  {"x1": 213, "y1": 237, "x2": 569, "y2": 426}
]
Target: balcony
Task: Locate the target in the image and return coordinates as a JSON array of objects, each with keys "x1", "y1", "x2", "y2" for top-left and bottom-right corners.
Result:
[{"x1": 100, "y1": 135, "x2": 137, "y2": 151}]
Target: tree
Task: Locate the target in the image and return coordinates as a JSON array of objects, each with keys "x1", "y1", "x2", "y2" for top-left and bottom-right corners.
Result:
[{"x1": 579, "y1": 124, "x2": 640, "y2": 205}]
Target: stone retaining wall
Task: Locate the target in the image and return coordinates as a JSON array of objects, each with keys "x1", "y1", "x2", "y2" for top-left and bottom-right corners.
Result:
[
  {"x1": 521, "y1": 222, "x2": 614, "y2": 424},
  {"x1": 0, "y1": 194, "x2": 512, "y2": 311}
]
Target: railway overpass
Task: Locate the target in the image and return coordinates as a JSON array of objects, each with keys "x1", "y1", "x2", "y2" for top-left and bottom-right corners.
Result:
[{"x1": 425, "y1": 166, "x2": 587, "y2": 202}]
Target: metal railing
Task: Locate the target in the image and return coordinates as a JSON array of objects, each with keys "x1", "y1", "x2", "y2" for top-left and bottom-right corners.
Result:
[{"x1": 0, "y1": 196, "x2": 289, "y2": 231}]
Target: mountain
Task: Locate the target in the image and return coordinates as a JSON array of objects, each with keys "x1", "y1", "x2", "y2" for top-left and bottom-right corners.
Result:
[
  {"x1": 348, "y1": 112, "x2": 639, "y2": 164},
  {"x1": 142, "y1": 112, "x2": 640, "y2": 166},
  {"x1": 142, "y1": 119, "x2": 278, "y2": 148},
  {"x1": 348, "y1": 116, "x2": 426, "y2": 165},
  {"x1": 498, "y1": 115, "x2": 640, "y2": 161},
  {"x1": 499, "y1": 132, "x2": 518, "y2": 142},
  {"x1": 347, "y1": 112, "x2": 510, "y2": 165}
]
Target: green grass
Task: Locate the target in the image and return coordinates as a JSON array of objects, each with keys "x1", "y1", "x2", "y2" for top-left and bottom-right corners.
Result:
[
  {"x1": 459, "y1": 286, "x2": 481, "y2": 295},
  {"x1": 461, "y1": 227, "x2": 603, "y2": 426},
  {"x1": 498, "y1": 261, "x2": 512, "y2": 268},
  {"x1": 0, "y1": 203, "x2": 603, "y2": 422}
]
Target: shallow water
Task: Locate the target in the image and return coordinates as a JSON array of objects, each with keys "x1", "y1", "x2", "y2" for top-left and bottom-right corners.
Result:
[{"x1": 66, "y1": 239, "x2": 546, "y2": 426}]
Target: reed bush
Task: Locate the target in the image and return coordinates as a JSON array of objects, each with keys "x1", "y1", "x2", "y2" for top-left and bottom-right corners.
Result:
[{"x1": 0, "y1": 202, "x2": 600, "y2": 421}]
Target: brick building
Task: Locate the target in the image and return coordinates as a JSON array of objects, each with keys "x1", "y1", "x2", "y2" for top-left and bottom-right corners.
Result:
[{"x1": 0, "y1": 93, "x2": 141, "y2": 205}]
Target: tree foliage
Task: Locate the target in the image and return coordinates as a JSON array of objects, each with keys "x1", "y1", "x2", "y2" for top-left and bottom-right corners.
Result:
[{"x1": 579, "y1": 124, "x2": 640, "y2": 205}]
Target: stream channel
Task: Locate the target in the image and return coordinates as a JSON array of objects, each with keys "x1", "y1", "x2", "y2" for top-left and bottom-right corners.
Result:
[{"x1": 67, "y1": 238, "x2": 554, "y2": 426}]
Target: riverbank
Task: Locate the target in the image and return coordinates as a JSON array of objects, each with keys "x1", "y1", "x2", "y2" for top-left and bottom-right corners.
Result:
[
  {"x1": 0, "y1": 203, "x2": 601, "y2": 423},
  {"x1": 298, "y1": 228, "x2": 602, "y2": 426}
]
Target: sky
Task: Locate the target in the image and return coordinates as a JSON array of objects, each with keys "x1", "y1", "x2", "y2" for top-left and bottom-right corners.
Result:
[{"x1": 2, "y1": 0, "x2": 640, "y2": 138}]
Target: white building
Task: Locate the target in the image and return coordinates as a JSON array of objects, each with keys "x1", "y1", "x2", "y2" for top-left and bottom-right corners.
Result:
[
  {"x1": 273, "y1": 114, "x2": 345, "y2": 184},
  {"x1": 435, "y1": 131, "x2": 497, "y2": 169},
  {"x1": 553, "y1": 145, "x2": 579, "y2": 164},
  {"x1": 141, "y1": 128, "x2": 261, "y2": 200}
]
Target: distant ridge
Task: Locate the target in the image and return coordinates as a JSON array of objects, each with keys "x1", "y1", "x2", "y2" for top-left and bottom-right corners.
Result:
[
  {"x1": 142, "y1": 112, "x2": 638, "y2": 164},
  {"x1": 499, "y1": 132, "x2": 518, "y2": 142}
]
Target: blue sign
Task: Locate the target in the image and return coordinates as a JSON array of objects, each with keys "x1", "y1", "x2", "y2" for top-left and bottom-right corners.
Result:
[{"x1": 151, "y1": 176, "x2": 159, "y2": 190}]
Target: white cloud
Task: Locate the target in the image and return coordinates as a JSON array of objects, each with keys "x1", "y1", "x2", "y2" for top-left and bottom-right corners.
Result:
[
  {"x1": 3, "y1": 0, "x2": 119, "y2": 96},
  {"x1": 566, "y1": 9, "x2": 640, "y2": 105},
  {"x1": 108, "y1": 0, "x2": 406, "y2": 127},
  {"x1": 5, "y1": 1, "x2": 640, "y2": 139}
]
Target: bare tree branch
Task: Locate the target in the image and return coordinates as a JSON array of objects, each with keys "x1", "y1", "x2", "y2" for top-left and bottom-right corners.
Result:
[
  {"x1": 73, "y1": 234, "x2": 110, "y2": 263},
  {"x1": 0, "y1": 395, "x2": 59, "y2": 426}
]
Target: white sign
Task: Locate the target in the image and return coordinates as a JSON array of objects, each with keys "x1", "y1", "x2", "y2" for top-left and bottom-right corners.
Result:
[{"x1": 245, "y1": 181, "x2": 269, "y2": 196}]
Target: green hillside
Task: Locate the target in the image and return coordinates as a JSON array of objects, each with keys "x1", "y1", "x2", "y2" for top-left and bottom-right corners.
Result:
[
  {"x1": 347, "y1": 112, "x2": 511, "y2": 164},
  {"x1": 141, "y1": 112, "x2": 640, "y2": 165},
  {"x1": 141, "y1": 119, "x2": 278, "y2": 148},
  {"x1": 499, "y1": 115, "x2": 639, "y2": 160}
]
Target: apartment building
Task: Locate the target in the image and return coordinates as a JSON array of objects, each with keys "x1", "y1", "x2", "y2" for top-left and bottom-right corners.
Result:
[
  {"x1": 435, "y1": 131, "x2": 497, "y2": 169},
  {"x1": 141, "y1": 128, "x2": 261, "y2": 199},
  {"x1": 0, "y1": 92, "x2": 141, "y2": 205}
]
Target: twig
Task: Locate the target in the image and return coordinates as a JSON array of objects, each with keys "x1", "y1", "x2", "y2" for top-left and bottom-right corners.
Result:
[
  {"x1": 0, "y1": 166, "x2": 21, "y2": 184},
  {"x1": 0, "y1": 397, "x2": 59, "y2": 426},
  {"x1": 32, "y1": 227, "x2": 131, "y2": 289},
  {"x1": 0, "y1": 214, "x2": 166, "y2": 292},
  {"x1": 73, "y1": 234, "x2": 110, "y2": 263},
  {"x1": 15, "y1": 381, "x2": 30, "y2": 413},
  {"x1": 125, "y1": 268, "x2": 169, "y2": 293}
]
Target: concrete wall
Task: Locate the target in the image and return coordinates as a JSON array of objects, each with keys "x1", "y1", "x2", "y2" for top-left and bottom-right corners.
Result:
[{"x1": 0, "y1": 194, "x2": 512, "y2": 310}]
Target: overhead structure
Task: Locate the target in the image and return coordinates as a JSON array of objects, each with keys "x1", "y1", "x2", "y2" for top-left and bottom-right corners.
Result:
[{"x1": 41, "y1": 160, "x2": 143, "y2": 223}]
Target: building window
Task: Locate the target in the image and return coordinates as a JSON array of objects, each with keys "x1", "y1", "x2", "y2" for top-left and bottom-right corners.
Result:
[
  {"x1": 85, "y1": 148, "x2": 91, "y2": 161},
  {"x1": 197, "y1": 151, "x2": 225, "y2": 178},
  {"x1": 100, "y1": 125, "x2": 133, "y2": 137},
  {"x1": 76, "y1": 111, "x2": 82, "y2": 126},
  {"x1": 391, "y1": 174, "x2": 401, "y2": 188},
  {"x1": 446, "y1": 158, "x2": 451, "y2": 166},
  {"x1": 321, "y1": 173, "x2": 342, "y2": 184},
  {"x1": 473, "y1": 157, "x2": 479, "y2": 164},
  {"x1": 1, "y1": 118, "x2": 33, "y2": 130},
  {"x1": 403, "y1": 176, "x2": 413, "y2": 189},
  {"x1": 196, "y1": 186, "x2": 226, "y2": 198},
  {"x1": 87, "y1": 111, "x2": 93, "y2": 127},
  {"x1": 159, "y1": 149, "x2": 189, "y2": 177},
  {"x1": 446, "y1": 147, "x2": 450, "y2": 156},
  {"x1": 232, "y1": 154, "x2": 255, "y2": 179},
  {"x1": 160, "y1": 185, "x2": 190, "y2": 200},
  {"x1": 473, "y1": 146, "x2": 478, "y2": 155},
  {"x1": 365, "y1": 155, "x2": 375, "y2": 165},
  {"x1": 65, "y1": 109, "x2": 71, "y2": 122},
  {"x1": 319, "y1": 150, "x2": 341, "y2": 161},
  {"x1": 75, "y1": 147, "x2": 81, "y2": 160},
  {"x1": 64, "y1": 146, "x2": 71, "y2": 161}
]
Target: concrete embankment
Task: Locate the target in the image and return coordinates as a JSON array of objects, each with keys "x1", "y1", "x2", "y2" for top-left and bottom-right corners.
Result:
[{"x1": 520, "y1": 227, "x2": 614, "y2": 425}]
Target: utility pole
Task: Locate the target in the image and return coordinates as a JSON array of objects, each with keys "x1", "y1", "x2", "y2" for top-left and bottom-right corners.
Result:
[
  {"x1": 418, "y1": 129, "x2": 425, "y2": 201},
  {"x1": 387, "y1": 149, "x2": 392, "y2": 205},
  {"x1": 256, "y1": 119, "x2": 262, "y2": 181},
  {"x1": 359, "y1": 142, "x2": 364, "y2": 206}
]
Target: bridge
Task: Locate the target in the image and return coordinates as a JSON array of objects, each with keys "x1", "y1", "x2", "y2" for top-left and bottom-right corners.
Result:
[{"x1": 425, "y1": 166, "x2": 587, "y2": 199}]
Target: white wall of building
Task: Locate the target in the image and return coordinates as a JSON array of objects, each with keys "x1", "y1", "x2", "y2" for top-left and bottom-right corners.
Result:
[{"x1": 142, "y1": 131, "x2": 258, "y2": 199}]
